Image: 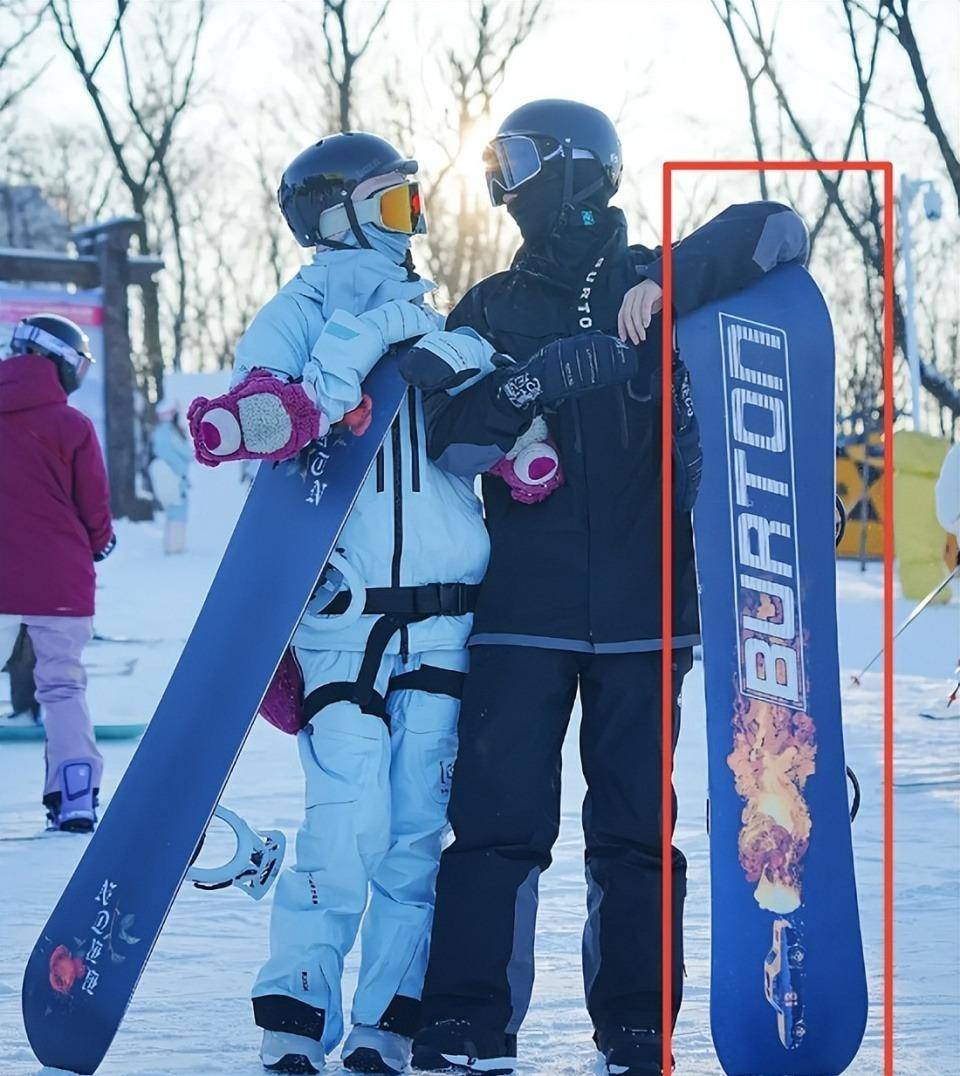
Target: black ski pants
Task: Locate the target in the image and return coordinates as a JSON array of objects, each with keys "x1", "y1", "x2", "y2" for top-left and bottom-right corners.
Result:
[{"x1": 419, "y1": 643, "x2": 693, "y2": 1041}]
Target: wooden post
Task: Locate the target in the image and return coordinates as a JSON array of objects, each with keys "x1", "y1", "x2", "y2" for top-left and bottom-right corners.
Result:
[
  {"x1": 95, "y1": 225, "x2": 137, "y2": 517},
  {"x1": 75, "y1": 218, "x2": 162, "y2": 520}
]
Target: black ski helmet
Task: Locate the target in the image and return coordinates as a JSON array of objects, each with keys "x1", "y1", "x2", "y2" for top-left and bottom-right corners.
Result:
[
  {"x1": 278, "y1": 132, "x2": 418, "y2": 249},
  {"x1": 10, "y1": 313, "x2": 94, "y2": 394},
  {"x1": 485, "y1": 99, "x2": 623, "y2": 210}
]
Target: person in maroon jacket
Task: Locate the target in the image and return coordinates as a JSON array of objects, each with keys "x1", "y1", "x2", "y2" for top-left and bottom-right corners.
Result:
[{"x1": 0, "y1": 313, "x2": 116, "y2": 832}]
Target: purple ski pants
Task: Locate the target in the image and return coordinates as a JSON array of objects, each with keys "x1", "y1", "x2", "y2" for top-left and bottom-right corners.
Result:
[{"x1": 0, "y1": 614, "x2": 102, "y2": 795}]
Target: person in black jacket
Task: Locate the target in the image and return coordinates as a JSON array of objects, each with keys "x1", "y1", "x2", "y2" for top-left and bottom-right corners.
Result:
[{"x1": 398, "y1": 100, "x2": 809, "y2": 1076}]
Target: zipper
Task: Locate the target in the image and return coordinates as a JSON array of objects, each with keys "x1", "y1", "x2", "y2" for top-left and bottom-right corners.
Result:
[
  {"x1": 390, "y1": 410, "x2": 408, "y2": 659},
  {"x1": 408, "y1": 389, "x2": 421, "y2": 492},
  {"x1": 376, "y1": 446, "x2": 385, "y2": 492},
  {"x1": 572, "y1": 398, "x2": 583, "y2": 454},
  {"x1": 617, "y1": 387, "x2": 630, "y2": 449}
]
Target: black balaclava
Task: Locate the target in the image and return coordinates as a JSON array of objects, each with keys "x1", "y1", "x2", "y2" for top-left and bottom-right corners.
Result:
[{"x1": 507, "y1": 157, "x2": 621, "y2": 281}]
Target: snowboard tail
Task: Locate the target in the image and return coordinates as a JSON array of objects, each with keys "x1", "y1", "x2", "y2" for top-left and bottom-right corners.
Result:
[
  {"x1": 679, "y1": 266, "x2": 867, "y2": 1074},
  {"x1": 0, "y1": 722, "x2": 146, "y2": 743},
  {"x1": 21, "y1": 355, "x2": 410, "y2": 1074}
]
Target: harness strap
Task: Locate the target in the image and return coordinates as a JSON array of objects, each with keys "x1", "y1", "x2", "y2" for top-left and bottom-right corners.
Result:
[
  {"x1": 388, "y1": 666, "x2": 466, "y2": 699},
  {"x1": 322, "y1": 582, "x2": 479, "y2": 617},
  {"x1": 303, "y1": 681, "x2": 389, "y2": 724}
]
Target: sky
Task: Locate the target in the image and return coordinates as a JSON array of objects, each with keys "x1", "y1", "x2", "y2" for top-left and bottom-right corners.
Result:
[
  {"x1": 11, "y1": 0, "x2": 959, "y2": 217},
  {"x1": 3, "y1": 0, "x2": 958, "y2": 386}
]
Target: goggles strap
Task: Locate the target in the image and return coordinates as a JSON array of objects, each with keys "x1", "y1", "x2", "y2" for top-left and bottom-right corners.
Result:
[
  {"x1": 343, "y1": 196, "x2": 373, "y2": 249},
  {"x1": 13, "y1": 325, "x2": 87, "y2": 368}
]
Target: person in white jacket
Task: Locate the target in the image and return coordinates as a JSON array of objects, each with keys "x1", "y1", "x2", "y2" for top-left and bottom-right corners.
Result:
[
  {"x1": 935, "y1": 441, "x2": 960, "y2": 539},
  {"x1": 189, "y1": 134, "x2": 490, "y2": 1076}
]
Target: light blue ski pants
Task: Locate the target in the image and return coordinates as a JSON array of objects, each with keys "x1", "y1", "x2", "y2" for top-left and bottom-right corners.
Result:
[{"x1": 253, "y1": 645, "x2": 465, "y2": 1052}]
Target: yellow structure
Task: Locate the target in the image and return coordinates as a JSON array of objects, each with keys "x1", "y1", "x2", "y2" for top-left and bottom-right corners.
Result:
[
  {"x1": 892, "y1": 431, "x2": 953, "y2": 602},
  {"x1": 836, "y1": 438, "x2": 885, "y2": 560}
]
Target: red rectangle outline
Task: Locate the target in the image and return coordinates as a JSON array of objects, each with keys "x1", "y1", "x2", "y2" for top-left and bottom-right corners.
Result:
[{"x1": 661, "y1": 160, "x2": 894, "y2": 1075}]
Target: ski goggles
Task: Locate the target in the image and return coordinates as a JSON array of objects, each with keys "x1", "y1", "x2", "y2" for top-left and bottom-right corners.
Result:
[
  {"x1": 11, "y1": 324, "x2": 94, "y2": 383},
  {"x1": 483, "y1": 135, "x2": 598, "y2": 206},
  {"x1": 320, "y1": 180, "x2": 426, "y2": 239}
]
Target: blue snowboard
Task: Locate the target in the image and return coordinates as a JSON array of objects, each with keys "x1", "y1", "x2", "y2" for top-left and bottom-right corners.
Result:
[
  {"x1": 21, "y1": 355, "x2": 409, "y2": 1075},
  {"x1": 678, "y1": 265, "x2": 867, "y2": 1074}
]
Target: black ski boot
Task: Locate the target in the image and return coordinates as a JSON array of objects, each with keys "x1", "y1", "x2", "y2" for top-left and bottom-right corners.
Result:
[
  {"x1": 595, "y1": 1025, "x2": 674, "y2": 1075},
  {"x1": 411, "y1": 1019, "x2": 517, "y2": 1074}
]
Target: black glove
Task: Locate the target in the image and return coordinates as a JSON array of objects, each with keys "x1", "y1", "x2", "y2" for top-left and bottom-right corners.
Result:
[
  {"x1": 498, "y1": 332, "x2": 641, "y2": 410},
  {"x1": 94, "y1": 533, "x2": 117, "y2": 562},
  {"x1": 655, "y1": 358, "x2": 702, "y2": 513}
]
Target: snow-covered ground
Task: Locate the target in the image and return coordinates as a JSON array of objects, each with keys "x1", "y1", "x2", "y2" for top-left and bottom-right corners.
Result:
[{"x1": 1, "y1": 449, "x2": 958, "y2": 1075}]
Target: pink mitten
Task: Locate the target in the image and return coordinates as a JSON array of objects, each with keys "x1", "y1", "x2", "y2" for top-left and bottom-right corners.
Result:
[
  {"x1": 488, "y1": 417, "x2": 564, "y2": 504},
  {"x1": 188, "y1": 369, "x2": 329, "y2": 467}
]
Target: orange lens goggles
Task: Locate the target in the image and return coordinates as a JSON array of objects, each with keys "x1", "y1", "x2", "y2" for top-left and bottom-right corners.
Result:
[{"x1": 377, "y1": 181, "x2": 425, "y2": 235}]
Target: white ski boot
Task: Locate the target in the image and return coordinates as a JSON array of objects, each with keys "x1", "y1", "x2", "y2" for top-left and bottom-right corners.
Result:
[
  {"x1": 260, "y1": 1029, "x2": 325, "y2": 1074},
  {"x1": 342, "y1": 1025, "x2": 412, "y2": 1074}
]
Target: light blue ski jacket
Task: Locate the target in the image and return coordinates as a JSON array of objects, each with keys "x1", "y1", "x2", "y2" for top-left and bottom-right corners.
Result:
[
  {"x1": 151, "y1": 420, "x2": 193, "y2": 481},
  {"x1": 233, "y1": 248, "x2": 489, "y2": 654}
]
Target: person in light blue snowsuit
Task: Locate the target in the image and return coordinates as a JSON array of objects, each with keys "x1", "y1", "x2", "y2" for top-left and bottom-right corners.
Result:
[
  {"x1": 149, "y1": 399, "x2": 192, "y2": 553},
  {"x1": 228, "y1": 135, "x2": 490, "y2": 1076}
]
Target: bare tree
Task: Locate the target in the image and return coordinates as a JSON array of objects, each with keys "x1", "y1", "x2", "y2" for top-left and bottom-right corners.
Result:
[
  {"x1": 0, "y1": 0, "x2": 46, "y2": 115},
  {"x1": 714, "y1": 0, "x2": 959, "y2": 430},
  {"x1": 415, "y1": 0, "x2": 544, "y2": 308},
  {"x1": 320, "y1": 0, "x2": 390, "y2": 131},
  {"x1": 48, "y1": 0, "x2": 208, "y2": 387},
  {"x1": 878, "y1": 0, "x2": 960, "y2": 206}
]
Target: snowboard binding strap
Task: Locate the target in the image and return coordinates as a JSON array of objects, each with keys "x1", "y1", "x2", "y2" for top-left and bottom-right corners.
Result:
[{"x1": 187, "y1": 805, "x2": 285, "y2": 900}]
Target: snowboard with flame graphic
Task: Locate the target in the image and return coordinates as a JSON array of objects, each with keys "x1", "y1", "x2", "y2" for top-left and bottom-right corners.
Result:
[{"x1": 680, "y1": 265, "x2": 867, "y2": 1075}]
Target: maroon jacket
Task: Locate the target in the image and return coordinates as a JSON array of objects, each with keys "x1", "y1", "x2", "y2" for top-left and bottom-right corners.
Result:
[{"x1": 0, "y1": 354, "x2": 113, "y2": 617}]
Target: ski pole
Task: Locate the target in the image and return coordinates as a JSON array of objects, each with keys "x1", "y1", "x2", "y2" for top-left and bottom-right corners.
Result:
[{"x1": 851, "y1": 563, "x2": 960, "y2": 686}]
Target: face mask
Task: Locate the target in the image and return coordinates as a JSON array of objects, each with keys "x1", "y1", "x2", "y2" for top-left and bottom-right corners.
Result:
[
  {"x1": 320, "y1": 222, "x2": 412, "y2": 265},
  {"x1": 505, "y1": 159, "x2": 610, "y2": 246},
  {"x1": 363, "y1": 225, "x2": 413, "y2": 264},
  {"x1": 506, "y1": 169, "x2": 565, "y2": 245}
]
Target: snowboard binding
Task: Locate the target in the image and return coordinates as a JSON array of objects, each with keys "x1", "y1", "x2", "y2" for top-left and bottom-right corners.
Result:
[{"x1": 186, "y1": 805, "x2": 285, "y2": 901}]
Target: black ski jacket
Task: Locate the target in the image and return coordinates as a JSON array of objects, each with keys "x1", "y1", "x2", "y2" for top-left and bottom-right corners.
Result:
[{"x1": 425, "y1": 201, "x2": 808, "y2": 652}]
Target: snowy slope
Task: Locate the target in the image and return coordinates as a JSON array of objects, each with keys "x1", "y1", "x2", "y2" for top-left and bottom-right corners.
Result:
[{"x1": 0, "y1": 451, "x2": 957, "y2": 1074}]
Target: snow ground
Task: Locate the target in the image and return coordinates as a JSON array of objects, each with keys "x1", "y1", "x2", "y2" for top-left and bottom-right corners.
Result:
[{"x1": 1, "y1": 446, "x2": 958, "y2": 1075}]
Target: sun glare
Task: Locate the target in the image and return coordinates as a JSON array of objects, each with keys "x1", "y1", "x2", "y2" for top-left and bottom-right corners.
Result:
[{"x1": 451, "y1": 122, "x2": 494, "y2": 197}]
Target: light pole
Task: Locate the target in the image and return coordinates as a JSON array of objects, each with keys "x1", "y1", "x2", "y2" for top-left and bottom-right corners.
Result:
[{"x1": 898, "y1": 174, "x2": 942, "y2": 433}]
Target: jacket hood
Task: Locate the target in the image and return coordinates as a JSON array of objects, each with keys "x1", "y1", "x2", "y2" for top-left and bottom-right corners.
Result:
[{"x1": 0, "y1": 353, "x2": 67, "y2": 413}]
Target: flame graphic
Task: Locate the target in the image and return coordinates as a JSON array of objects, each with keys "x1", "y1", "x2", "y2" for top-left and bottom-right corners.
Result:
[{"x1": 728, "y1": 687, "x2": 817, "y2": 914}]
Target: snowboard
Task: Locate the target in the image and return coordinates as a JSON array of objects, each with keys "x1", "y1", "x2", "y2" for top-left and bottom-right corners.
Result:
[
  {"x1": 21, "y1": 353, "x2": 410, "y2": 1075},
  {"x1": 678, "y1": 264, "x2": 868, "y2": 1074},
  {"x1": 0, "y1": 722, "x2": 146, "y2": 743}
]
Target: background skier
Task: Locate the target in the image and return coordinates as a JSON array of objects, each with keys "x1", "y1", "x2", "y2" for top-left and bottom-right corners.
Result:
[
  {"x1": 149, "y1": 398, "x2": 193, "y2": 554},
  {"x1": 187, "y1": 133, "x2": 490, "y2": 1076},
  {"x1": 0, "y1": 313, "x2": 115, "y2": 832},
  {"x1": 398, "y1": 100, "x2": 810, "y2": 1076}
]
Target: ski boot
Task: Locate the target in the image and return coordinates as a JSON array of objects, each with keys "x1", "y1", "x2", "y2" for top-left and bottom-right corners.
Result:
[
  {"x1": 594, "y1": 1026, "x2": 674, "y2": 1075},
  {"x1": 411, "y1": 1019, "x2": 516, "y2": 1074},
  {"x1": 342, "y1": 1025, "x2": 412, "y2": 1074},
  {"x1": 255, "y1": 996, "x2": 326, "y2": 1075},
  {"x1": 260, "y1": 1030, "x2": 325, "y2": 1074},
  {"x1": 42, "y1": 757, "x2": 98, "y2": 833}
]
